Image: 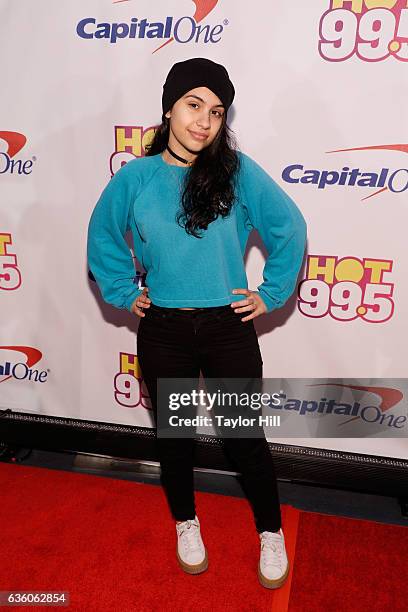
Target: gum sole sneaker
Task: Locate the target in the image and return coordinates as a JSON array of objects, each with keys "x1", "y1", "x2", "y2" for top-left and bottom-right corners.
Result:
[
  {"x1": 258, "y1": 528, "x2": 290, "y2": 589},
  {"x1": 176, "y1": 515, "x2": 208, "y2": 575}
]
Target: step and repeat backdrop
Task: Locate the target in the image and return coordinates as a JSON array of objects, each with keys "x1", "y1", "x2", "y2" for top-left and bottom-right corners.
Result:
[{"x1": 1, "y1": 1, "x2": 407, "y2": 458}]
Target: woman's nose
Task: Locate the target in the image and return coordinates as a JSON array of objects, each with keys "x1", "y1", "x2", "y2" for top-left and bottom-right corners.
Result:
[{"x1": 196, "y1": 113, "x2": 211, "y2": 128}]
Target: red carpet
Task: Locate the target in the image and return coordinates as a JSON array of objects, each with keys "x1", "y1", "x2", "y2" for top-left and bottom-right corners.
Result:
[{"x1": 0, "y1": 463, "x2": 407, "y2": 611}]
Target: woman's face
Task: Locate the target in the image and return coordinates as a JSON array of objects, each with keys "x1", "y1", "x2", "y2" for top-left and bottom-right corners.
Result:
[{"x1": 165, "y1": 86, "x2": 225, "y2": 155}]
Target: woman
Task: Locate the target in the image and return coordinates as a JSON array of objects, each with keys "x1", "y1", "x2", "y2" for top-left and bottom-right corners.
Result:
[{"x1": 87, "y1": 57, "x2": 307, "y2": 589}]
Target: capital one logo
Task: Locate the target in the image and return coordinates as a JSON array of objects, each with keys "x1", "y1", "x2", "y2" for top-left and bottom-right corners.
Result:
[
  {"x1": 0, "y1": 347, "x2": 48, "y2": 384},
  {"x1": 0, "y1": 131, "x2": 36, "y2": 175},
  {"x1": 282, "y1": 143, "x2": 408, "y2": 200},
  {"x1": 282, "y1": 382, "x2": 406, "y2": 430},
  {"x1": 77, "y1": 0, "x2": 227, "y2": 52}
]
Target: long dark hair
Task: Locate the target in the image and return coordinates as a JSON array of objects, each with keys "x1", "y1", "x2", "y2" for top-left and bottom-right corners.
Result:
[{"x1": 145, "y1": 115, "x2": 241, "y2": 238}]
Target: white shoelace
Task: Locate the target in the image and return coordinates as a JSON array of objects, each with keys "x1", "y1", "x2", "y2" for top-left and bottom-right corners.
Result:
[
  {"x1": 260, "y1": 531, "x2": 285, "y2": 569},
  {"x1": 177, "y1": 519, "x2": 202, "y2": 554}
]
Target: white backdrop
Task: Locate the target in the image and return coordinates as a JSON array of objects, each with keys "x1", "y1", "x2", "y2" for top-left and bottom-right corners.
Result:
[{"x1": 1, "y1": 0, "x2": 407, "y2": 458}]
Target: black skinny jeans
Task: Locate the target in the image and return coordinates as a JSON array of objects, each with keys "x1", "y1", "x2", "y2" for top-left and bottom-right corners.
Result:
[{"x1": 136, "y1": 302, "x2": 282, "y2": 533}]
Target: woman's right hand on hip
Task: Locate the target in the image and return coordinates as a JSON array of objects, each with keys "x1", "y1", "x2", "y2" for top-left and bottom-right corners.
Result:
[{"x1": 131, "y1": 287, "x2": 151, "y2": 317}]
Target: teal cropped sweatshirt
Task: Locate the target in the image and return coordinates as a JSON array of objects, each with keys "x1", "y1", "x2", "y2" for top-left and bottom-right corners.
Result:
[{"x1": 87, "y1": 151, "x2": 307, "y2": 313}]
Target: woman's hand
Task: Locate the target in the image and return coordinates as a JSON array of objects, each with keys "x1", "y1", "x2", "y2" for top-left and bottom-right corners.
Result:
[
  {"x1": 230, "y1": 288, "x2": 267, "y2": 322},
  {"x1": 130, "y1": 287, "x2": 151, "y2": 317}
]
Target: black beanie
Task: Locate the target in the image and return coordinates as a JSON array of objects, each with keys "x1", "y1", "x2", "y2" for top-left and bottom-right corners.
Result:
[{"x1": 162, "y1": 57, "x2": 235, "y2": 119}]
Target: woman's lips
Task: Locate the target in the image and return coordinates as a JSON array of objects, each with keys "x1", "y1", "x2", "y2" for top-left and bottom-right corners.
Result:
[{"x1": 188, "y1": 130, "x2": 208, "y2": 141}]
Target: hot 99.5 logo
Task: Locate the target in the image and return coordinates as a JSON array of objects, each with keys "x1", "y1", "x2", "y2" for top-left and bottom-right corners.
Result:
[
  {"x1": 298, "y1": 255, "x2": 394, "y2": 322},
  {"x1": 319, "y1": 0, "x2": 408, "y2": 62},
  {"x1": 0, "y1": 234, "x2": 21, "y2": 291}
]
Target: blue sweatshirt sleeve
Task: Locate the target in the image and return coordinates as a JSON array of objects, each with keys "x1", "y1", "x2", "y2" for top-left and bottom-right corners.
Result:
[
  {"x1": 87, "y1": 163, "x2": 143, "y2": 312},
  {"x1": 238, "y1": 152, "x2": 307, "y2": 313}
]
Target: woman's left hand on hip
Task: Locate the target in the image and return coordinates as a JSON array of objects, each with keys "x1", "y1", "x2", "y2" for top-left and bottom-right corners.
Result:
[{"x1": 230, "y1": 289, "x2": 267, "y2": 322}]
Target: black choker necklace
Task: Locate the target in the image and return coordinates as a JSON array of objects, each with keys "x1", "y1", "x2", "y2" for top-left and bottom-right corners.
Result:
[{"x1": 166, "y1": 145, "x2": 194, "y2": 166}]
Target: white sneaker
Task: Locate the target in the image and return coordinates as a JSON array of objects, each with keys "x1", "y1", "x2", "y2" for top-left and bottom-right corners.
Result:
[
  {"x1": 176, "y1": 515, "x2": 208, "y2": 574},
  {"x1": 258, "y1": 528, "x2": 290, "y2": 589}
]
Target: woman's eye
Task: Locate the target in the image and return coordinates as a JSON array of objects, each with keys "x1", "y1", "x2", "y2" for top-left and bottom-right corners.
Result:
[{"x1": 188, "y1": 103, "x2": 223, "y2": 118}]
